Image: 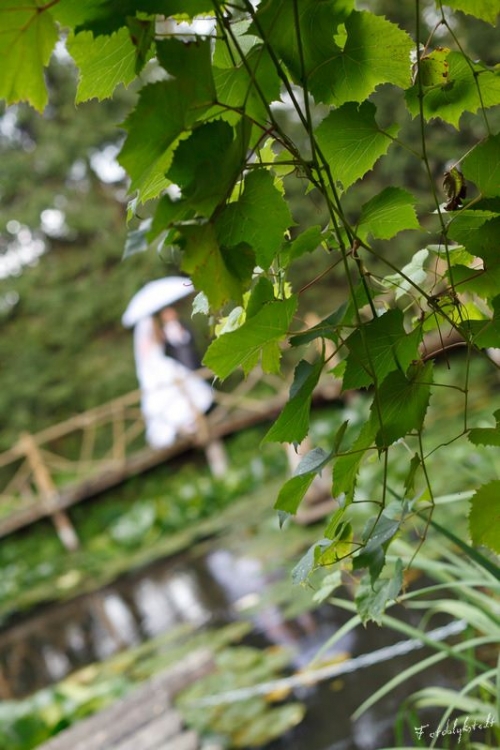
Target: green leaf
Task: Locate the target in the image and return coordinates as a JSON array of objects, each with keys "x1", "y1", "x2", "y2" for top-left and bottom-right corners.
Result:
[
  {"x1": 382, "y1": 249, "x2": 429, "y2": 300},
  {"x1": 213, "y1": 44, "x2": 281, "y2": 125},
  {"x1": 274, "y1": 447, "x2": 331, "y2": 515},
  {"x1": 469, "y1": 409, "x2": 500, "y2": 447},
  {"x1": 343, "y1": 309, "x2": 420, "y2": 390},
  {"x1": 373, "y1": 362, "x2": 434, "y2": 448},
  {"x1": 462, "y1": 134, "x2": 500, "y2": 198},
  {"x1": 204, "y1": 295, "x2": 297, "y2": 379},
  {"x1": 358, "y1": 187, "x2": 420, "y2": 241},
  {"x1": 246, "y1": 277, "x2": 276, "y2": 319},
  {"x1": 333, "y1": 419, "x2": 378, "y2": 500},
  {"x1": 263, "y1": 359, "x2": 323, "y2": 443},
  {"x1": 362, "y1": 513, "x2": 401, "y2": 552},
  {"x1": 167, "y1": 120, "x2": 241, "y2": 218},
  {"x1": 439, "y1": 0, "x2": 499, "y2": 25},
  {"x1": 275, "y1": 475, "x2": 316, "y2": 517},
  {"x1": 67, "y1": 29, "x2": 139, "y2": 102},
  {"x1": 72, "y1": 1, "x2": 214, "y2": 37},
  {"x1": 215, "y1": 170, "x2": 293, "y2": 269},
  {"x1": 316, "y1": 101, "x2": 398, "y2": 191},
  {"x1": 284, "y1": 226, "x2": 324, "y2": 264},
  {"x1": 290, "y1": 303, "x2": 348, "y2": 348},
  {"x1": 355, "y1": 559, "x2": 403, "y2": 624},
  {"x1": 406, "y1": 52, "x2": 500, "y2": 128},
  {"x1": 119, "y1": 38, "x2": 216, "y2": 201},
  {"x1": 180, "y1": 223, "x2": 246, "y2": 310},
  {"x1": 464, "y1": 296, "x2": 500, "y2": 349},
  {"x1": 292, "y1": 539, "x2": 331, "y2": 585},
  {"x1": 451, "y1": 265, "x2": 500, "y2": 302},
  {"x1": 404, "y1": 453, "x2": 421, "y2": 498},
  {"x1": 123, "y1": 219, "x2": 152, "y2": 258},
  {"x1": 418, "y1": 46, "x2": 451, "y2": 87},
  {"x1": 353, "y1": 512, "x2": 401, "y2": 583},
  {"x1": 316, "y1": 524, "x2": 354, "y2": 566},
  {"x1": 0, "y1": 0, "x2": 58, "y2": 111},
  {"x1": 250, "y1": 0, "x2": 353, "y2": 106},
  {"x1": 446, "y1": 210, "x2": 500, "y2": 264},
  {"x1": 314, "y1": 11, "x2": 413, "y2": 105},
  {"x1": 469, "y1": 481, "x2": 500, "y2": 554},
  {"x1": 126, "y1": 17, "x2": 155, "y2": 74}
]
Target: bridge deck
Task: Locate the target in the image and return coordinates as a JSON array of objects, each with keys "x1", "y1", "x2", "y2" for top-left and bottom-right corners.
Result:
[{"x1": 38, "y1": 650, "x2": 217, "y2": 750}]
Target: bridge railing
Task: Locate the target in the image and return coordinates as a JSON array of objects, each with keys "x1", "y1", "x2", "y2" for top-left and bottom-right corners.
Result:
[{"x1": 0, "y1": 368, "x2": 295, "y2": 549}]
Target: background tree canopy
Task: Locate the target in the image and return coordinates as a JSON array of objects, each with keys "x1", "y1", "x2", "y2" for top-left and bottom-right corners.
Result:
[{"x1": 1, "y1": 0, "x2": 500, "y2": 621}]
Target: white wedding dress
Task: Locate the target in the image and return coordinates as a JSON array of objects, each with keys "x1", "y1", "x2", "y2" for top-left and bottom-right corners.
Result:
[{"x1": 133, "y1": 316, "x2": 213, "y2": 449}]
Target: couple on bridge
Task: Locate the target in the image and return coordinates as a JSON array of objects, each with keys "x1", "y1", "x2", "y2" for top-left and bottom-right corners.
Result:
[{"x1": 123, "y1": 278, "x2": 214, "y2": 450}]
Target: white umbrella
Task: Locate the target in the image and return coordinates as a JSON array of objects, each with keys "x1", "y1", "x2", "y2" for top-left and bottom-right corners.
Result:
[{"x1": 122, "y1": 276, "x2": 194, "y2": 327}]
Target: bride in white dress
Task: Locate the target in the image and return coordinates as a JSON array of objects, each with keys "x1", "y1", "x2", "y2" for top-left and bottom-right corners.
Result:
[{"x1": 133, "y1": 316, "x2": 213, "y2": 449}]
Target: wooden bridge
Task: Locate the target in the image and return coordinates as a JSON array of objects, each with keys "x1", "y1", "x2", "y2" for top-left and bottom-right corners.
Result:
[{"x1": 0, "y1": 367, "x2": 340, "y2": 550}]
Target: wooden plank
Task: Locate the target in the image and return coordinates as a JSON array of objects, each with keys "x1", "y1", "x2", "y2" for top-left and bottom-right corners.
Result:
[
  {"x1": 113, "y1": 717, "x2": 196, "y2": 750},
  {"x1": 38, "y1": 650, "x2": 214, "y2": 750}
]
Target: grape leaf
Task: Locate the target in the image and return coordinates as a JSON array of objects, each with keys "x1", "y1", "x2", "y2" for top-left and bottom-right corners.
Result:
[
  {"x1": 119, "y1": 38, "x2": 216, "y2": 201},
  {"x1": 215, "y1": 169, "x2": 293, "y2": 269},
  {"x1": 316, "y1": 102, "x2": 398, "y2": 191},
  {"x1": 418, "y1": 47, "x2": 450, "y2": 87},
  {"x1": 68, "y1": 29, "x2": 139, "y2": 102},
  {"x1": 263, "y1": 359, "x2": 323, "y2": 443},
  {"x1": 469, "y1": 481, "x2": 500, "y2": 554},
  {"x1": 469, "y1": 409, "x2": 500, "y2": 447},
  {"x1": 180, "y1": 223, "x2": 246, "y2": 310},
  {"x1": 249, "y1": 0, "x2": 353, "y2": 105},
  {"x1": 463, "y1": 295, "x2": 500, "y2": 348},
  {"x1": 357, "y1": 187, "x2": 420, "y2": 241},
  {"x1": 315, "y1": 11, "x2": 413, "y2": 105},
  {"x1": 246, "y1": 277, "x2": 276, "y2": 319},
  {"x1": 440, "y1": 0, "x2": 499, "y2": 25},
  {"x1": 72, "y1": 0, "x2": 214, "y2": 36},
  {"x1": 0, "y1": 0, "x2": 58, "y2": 111},
  {"x1": 462, "y1": 134, "x2": 500, "y2": 198},
  {"x1": 450, "y1": 265, "x2": 500, "y2": 301},
  {"x1": 382, "y1": 248, "x2": 429, "y2": 300},
  {"x1": 275, "y1": 447, "x2": 331, "y2": 515},
  {"x1": 203, "y1": 295, "x2": 297, "y2": 379},
  {"x1": 285, "y1": 226, "x2": 324, "y2": 263},
  {"x1": 355, "y1": 560, "x2": 403, "y2": 624},
  {"x1": 448, "y1": 213, "x2": 500, "y2": 268},
  {"x1": 343, "y1": 309, "x2": 420, "y2": 390},
  {"x1": 406, "y1": 52, "x2": 500, "y2": 128},
  {"x1": 373, "y1": 362, "x2": 434, "y2": 449},
  {"x1": 214, "y1": 45, "x2": 281, "y2": 125},
  {"x1": 333, "y1": 419, "x2": 378, "y2": 500},
  {"x1": 290, "y1": 303, "x2": 348, "y2": 348},
  {"x1": 167, "y1": 120, "x2": 240, "y2": 218},
  {"x1": 354, "y1": 513, "x2": 401, "y2": 583}
]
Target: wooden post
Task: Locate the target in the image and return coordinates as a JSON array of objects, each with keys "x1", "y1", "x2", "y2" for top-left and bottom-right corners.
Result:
[
  {"x1": 0, "y1": 663, "x2": 13, "y2": 700},
  {"x1": 19, "y1": 433, "x2": 80, "y2": 551},
  {"x1": 195, "y1": 413, "x2": 229, "y2": 479}
]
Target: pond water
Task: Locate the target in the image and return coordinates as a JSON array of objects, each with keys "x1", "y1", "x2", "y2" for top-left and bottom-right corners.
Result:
[{"x1": 0, "y1": 531, "x2": 465, "y2": 750}]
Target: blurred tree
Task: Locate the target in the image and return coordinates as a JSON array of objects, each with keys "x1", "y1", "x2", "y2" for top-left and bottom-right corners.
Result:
[{"x1": 0, "y1": 57, "x2": 166, "y2": 451}]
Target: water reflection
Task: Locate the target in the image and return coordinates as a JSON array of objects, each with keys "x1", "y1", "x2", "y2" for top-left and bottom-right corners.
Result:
[
  {"x1": 0, "y1": 544, "x2": 465, "y2": 750},
  {"x1": 0, "y1": 545, "x2": 348, "y2": 699},
  {"x1": 0, "y1": 556, "x2": 220, "y2": 698}
]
